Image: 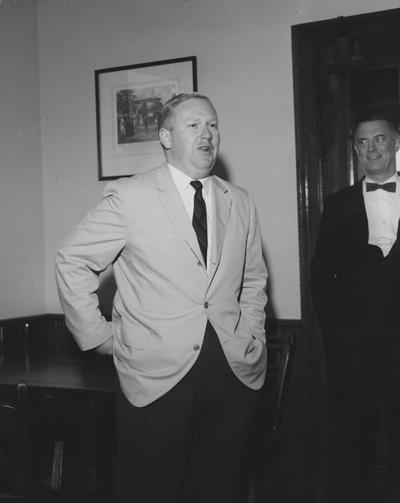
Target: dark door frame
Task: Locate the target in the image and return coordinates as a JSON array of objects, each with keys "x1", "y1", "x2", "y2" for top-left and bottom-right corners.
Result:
[
  {"x1": 292, "y1": 7, "x2": 400, "y2": 323},
  {"x1": 291, "y1": 8, "x2": 400, "y2": 501}
]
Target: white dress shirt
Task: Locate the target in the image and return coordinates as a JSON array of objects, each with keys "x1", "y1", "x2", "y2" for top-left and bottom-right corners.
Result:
[
  {"x1": 168, "y1": 163, "x2": 213, "y2": 271},
  {"x1": 363, "y1": 173, "x2": 400, "y2": 257}
]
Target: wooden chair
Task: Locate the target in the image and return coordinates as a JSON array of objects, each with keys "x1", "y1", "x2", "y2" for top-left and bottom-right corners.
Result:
[
  {"x1": 251, "y1": 333, "x2": 297, "y2": 503},
  {"x1": 270, "y1": 333, "x2": 297, "y2": 446},
  {"x1": 0, "y1": 381, "x2": 32, "y2": 502}
]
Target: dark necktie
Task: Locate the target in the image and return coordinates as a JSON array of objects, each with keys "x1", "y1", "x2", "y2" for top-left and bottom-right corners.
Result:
[
  {"x1": 366, "y1": 182, "x2": 396, "y2": 193},
  {"x1": 190, "y1": 180, "x2": 207, "y2": 265}
]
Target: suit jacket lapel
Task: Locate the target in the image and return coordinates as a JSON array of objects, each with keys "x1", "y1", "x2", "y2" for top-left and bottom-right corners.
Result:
[
  {"x1": 155, "y1": 164, "x2": 207, "y2": 268},
  {"x1": 154, "y1": 166, "x2": 232, "y2": 276},
  {"x1": 208, "y1": 176, "x2": 232, "y2": 283}
]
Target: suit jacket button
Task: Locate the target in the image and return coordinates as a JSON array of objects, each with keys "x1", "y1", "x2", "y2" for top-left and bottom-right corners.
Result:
[
  {"x1": 204, "y1": 302, "x2": 209, "y2": 308},
  {"x1": 193, "y1": 344, "x2": 200, "y2": 351}
]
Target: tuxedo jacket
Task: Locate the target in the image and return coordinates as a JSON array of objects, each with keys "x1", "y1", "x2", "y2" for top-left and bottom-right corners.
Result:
[
  {"x1": 310, "y1": 180, "x2": 400, "y2": 337},
  {"x1": 56, "y1": 164, "x2": 268, "y2": 406}
]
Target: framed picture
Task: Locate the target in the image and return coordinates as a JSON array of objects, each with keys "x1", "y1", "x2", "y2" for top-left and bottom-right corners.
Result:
[{"x1": 95, "y1": 56, "x2": 197, "y2": 180}]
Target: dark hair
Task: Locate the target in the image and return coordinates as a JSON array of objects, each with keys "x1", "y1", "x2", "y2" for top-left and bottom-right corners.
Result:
[
  {"x1": 157, "y1": 92, "x2": 215, "y2": 131},
  {"x1": 353, "y1": 105, "x2": 400, "y2": 134}
]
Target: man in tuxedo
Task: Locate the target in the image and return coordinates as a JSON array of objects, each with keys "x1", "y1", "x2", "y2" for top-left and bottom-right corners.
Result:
[
  {"x1": 55, "y1": 92, "x2": 268, "y2": 503},
  {"x1": 311, "y1": 110, "x2": 400, "y2": 502}
]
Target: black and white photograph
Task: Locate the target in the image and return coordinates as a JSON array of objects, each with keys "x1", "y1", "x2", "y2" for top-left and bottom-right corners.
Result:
[{"x1": 3, "y1": 2, "x2": 400, "y2": 503}]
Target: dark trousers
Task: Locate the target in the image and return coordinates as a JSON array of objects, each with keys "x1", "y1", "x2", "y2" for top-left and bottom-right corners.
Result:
[
  {"x1": 116, "y1": 322, "x2": 261, "y2": 503},
  {"x1": 324, "y1": 331, "x2": 400, "y2": 503}
]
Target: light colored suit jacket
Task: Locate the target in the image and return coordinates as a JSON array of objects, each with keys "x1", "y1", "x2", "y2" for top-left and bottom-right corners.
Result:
[{"x1": 56, "y1": 163, "x2": 268, "y2": 406}]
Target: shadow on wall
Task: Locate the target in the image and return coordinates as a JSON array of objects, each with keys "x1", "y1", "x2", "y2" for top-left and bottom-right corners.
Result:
[{"x1": 213, "y1": 155, "x2": 230, "y2": 181}]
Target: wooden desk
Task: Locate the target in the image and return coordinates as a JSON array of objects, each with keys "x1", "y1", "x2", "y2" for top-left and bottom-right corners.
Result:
[
  {"x1": 0, "y1": 356, "x2": 116, "y2": 502},
  {"x1": 0, "y1": 356, "x2": 116, "y2": 395}
]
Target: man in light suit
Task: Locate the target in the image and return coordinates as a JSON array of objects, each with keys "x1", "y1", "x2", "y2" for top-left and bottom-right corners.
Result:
[
  {"x1": 310, "y1": 109, "x2": 400, "y2": 502},
  {"x1": 55, "y1": 92, "x2": 268, "y2": 503}
]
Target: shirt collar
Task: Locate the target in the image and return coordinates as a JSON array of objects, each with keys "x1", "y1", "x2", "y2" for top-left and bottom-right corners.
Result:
[
  {"x1": 168, "y1": 163, "x2": 211, "y2": 195},
  {"x1": 364, "y1": 172, "x2": 400, "y2": 185}
]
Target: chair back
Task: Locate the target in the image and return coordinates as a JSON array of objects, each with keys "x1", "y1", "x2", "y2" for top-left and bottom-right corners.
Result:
[{"x1": 270, "y1": 334, "x2": 297, "y2": 442}]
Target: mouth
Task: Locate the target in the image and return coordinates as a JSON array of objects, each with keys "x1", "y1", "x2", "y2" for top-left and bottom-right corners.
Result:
[
  {"x1": 366, "y1": 157, "x2": 382, "y2": 164},
  {"x1": 197, "y1": 144, "x2": 213, "y2": 153},
  {"x1": 367, "y1": 153, "x2": 380, "y2": 160}
]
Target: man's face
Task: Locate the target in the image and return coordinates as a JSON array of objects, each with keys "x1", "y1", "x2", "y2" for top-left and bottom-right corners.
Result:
[
  {"x1": 353, "y1": 119, "x2": 400, "y2": 182},
  {"x1": 159, "y1": 98, "x2": 220, "y2": 179}
]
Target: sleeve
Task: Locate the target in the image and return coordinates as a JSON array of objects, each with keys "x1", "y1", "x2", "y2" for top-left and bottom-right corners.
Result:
[
  {"x1": 55, "y1": 182, "x2": 128, "y2": 351},
  {"x1": 239, "y1": 194, "x2": 268, "y2": 343}
]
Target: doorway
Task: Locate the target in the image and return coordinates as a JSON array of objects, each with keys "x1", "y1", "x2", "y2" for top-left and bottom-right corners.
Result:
[{"x1": 292, "y1": 8, "x2": 400, "y2": 502}]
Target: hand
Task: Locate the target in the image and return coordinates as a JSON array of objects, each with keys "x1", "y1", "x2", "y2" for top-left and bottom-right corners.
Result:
[{"x1": 95, "y1": 337, "x2": 113, "y2": 356}]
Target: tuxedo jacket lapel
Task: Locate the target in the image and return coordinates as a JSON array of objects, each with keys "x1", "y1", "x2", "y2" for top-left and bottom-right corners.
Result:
[
  {"x1": 387, "y1": 221, "x2": 400, "y2": 256},
  {"x1": 343, "y1": 182, "x2": 369, "y2": 245}
]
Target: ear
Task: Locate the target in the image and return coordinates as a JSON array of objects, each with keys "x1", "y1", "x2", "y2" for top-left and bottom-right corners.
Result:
[
  {"x1": 395, "y1": 133, "x2": 400, "y2": 152},
  {"x1": 159, "y1": 128, "x2": 171, "y2": 150}
]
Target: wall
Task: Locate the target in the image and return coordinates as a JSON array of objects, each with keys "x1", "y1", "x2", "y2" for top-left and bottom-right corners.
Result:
[
  {"x1": 40, "y1": 0, "x2": 400, "y2": 319},
  {"x1": 0, "y1": 0, "x2": 44, "y2": 319},
  {"x1": 3, "y1": 0, "x2": 399, "y2": 319},
  {"x1": 40, "y1": 0, "x2": 303, "y2": 318}
]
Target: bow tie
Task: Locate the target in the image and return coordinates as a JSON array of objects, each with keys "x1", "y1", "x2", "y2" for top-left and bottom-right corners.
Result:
[{"x1": 366, "y1": 182, "x2": 397, "y2": 193}]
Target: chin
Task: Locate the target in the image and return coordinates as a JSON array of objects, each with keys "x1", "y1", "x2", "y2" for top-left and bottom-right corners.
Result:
[{"x1": 196, "y1": 164, "x2": 214, "y2": 175}]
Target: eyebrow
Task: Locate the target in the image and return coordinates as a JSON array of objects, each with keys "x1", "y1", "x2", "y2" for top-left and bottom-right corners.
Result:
[
  {"x1": 356, "y1": 133, "x2": 386, "y2": 140},
  {"x1": 183, "y1": 117, "x2": 218, "y2": 124}
]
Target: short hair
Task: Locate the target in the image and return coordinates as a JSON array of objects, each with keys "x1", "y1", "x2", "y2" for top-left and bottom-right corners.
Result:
[
  {"x1": 353, "y1": 105, "x2": 400, "y2": 135},
  {"x1": 157, "y1": 92, "x2": 215, "y2": 131}
]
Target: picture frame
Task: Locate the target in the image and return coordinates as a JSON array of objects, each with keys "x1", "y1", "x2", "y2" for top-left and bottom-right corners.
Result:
[{"x1": 95, "y1": 56, "x2": 198, "y2": 180}]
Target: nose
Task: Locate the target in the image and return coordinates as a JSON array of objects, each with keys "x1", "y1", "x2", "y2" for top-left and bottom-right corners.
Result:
[
  {"x1": 200, "y1": 124, "x2": 212, "y2": 139},
  {"x1": 367, "y1": 139, "x2": 376, "y2": 152}
]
